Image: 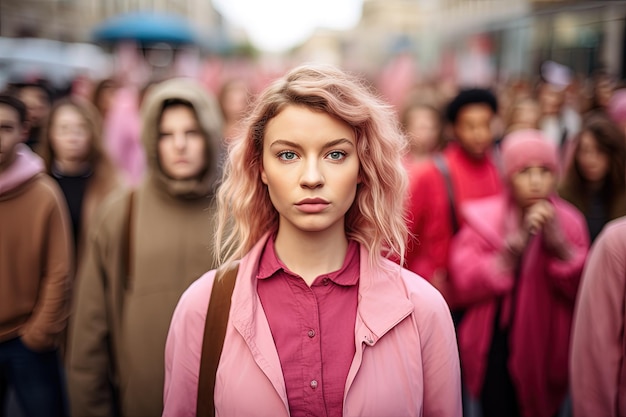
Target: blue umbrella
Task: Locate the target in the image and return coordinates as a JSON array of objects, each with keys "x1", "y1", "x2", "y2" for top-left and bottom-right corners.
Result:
[{"x1": 93, "y1": 12, "x2": 198, "y2": 45}]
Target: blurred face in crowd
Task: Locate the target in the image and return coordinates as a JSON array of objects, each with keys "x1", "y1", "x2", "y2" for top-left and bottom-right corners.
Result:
[
  {"x1": 405, "y1": 106, "x2": 440, "y2": 156},
  {"x1": 220, "y1": 80, "x2": 248, "y2": 122},
  {"x1": 594, "y1": 76, "x2": 614, "y2": 109},
  {"x1": 17, "y1": 86, "x2": 50, "y2": 128},
  {"x1": 538, "y1": 83, "x2": 564, "y2": 116},
  {"x1": 510, "y1": 164, "x2": 556, "y2": 209},
  {"x1": 96, "y1": 81, "x2": 118, "y2": 119},
  {"x1": 453, "y1": 103, "x2": 494, "y2": 159},
  {"x1": 158, "y1": 104, "x2": 206, "y2": 180},
  {"x1": 50, "y1": 105, "x2": 92, "y2": 164},
  {"x1": 509, "y1": 99, "x2": 541, "y2": 132},
  {"x1": 576, "y1": 131, "x2": 610, "y2": 183},
  {"x1": 0, "y1": 104, "x2": 26, "y2": 172}
]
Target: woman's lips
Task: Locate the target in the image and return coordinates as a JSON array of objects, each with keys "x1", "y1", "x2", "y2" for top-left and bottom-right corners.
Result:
[{"x1": 295, "y1": 198, "x2": 330, "y2": 213}]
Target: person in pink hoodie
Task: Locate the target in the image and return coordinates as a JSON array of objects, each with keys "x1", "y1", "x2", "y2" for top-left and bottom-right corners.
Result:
[
  {"x1": 570, "y1": 216, "x2": 626, "y2": 417},
  {"x1": 163, "y1": 64, "x2": 462, "y2": 417},
  {"x1": 448, "y1": 129, "x2": 589, "y2": 417},
  {"x1": 0, "y1": 95, "x2": 72, "y2": 416}
]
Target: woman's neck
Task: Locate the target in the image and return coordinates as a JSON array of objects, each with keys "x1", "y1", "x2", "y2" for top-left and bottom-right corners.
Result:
[
  {"x1": 54, "y1": 159, "x2": 90, "y2": 176},
  {"x1": 274, "y1": 224, "x2": 349, "y2": 286}
]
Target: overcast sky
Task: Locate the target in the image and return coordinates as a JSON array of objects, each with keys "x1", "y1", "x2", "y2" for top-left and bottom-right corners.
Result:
[{"x1": 212, "y1": 0, "x2": 363, "y2": 53}]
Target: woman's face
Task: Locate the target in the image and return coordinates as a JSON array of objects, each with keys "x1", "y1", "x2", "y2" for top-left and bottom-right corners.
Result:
[
  {"x1": 157, "y1": 105, "x2": 206, "y2": 180},
  {"x1": 510, "y1": 164, "x2": 556, "y2": 209},
  {"x1": 260, "y1": 105, "x2": 360, "y2": 238},
  {"x1": 50, "y1": 105, "x2": 91, "y2": 163},
  {"x1": 576, "y1": 131, "x2": 610, "y2": 183}
]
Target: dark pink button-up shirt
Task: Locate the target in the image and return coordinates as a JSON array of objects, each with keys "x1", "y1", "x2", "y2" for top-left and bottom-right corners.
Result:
[{"x1": 256, "y1": 236, "x2": 359, "y2": 417}]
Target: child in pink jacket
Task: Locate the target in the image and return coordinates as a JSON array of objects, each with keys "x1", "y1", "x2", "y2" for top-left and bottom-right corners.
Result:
[
  {"x1": 163, "y1": 64, "x2": 462, "y2": 417},
  {"x1": 449, "y1": 129, "x2": 589, "y2": 417}
]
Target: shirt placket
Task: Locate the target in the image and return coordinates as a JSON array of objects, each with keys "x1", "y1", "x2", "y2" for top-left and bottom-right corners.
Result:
[{"x1": 300, "y1": 279, "x2": 327, "y2": 417}]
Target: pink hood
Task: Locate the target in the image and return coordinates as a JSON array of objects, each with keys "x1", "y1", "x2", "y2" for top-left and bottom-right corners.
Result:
[{"x1": 0, "y1": 144, "x2": 44, "y2": 196}]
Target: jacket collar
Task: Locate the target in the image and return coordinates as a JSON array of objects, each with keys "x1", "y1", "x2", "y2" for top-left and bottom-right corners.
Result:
[
  {"x1": 228, "y1": 232, "x2": 415, "y2": 409},
  {"x1": 231, "y1": 231, "x2": 414, "y2": 345}
]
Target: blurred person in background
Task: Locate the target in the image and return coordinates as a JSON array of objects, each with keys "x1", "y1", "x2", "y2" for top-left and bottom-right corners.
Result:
[
  {"x1": 449, "y1": 130, "x2": 589, "y2": 417},
  {"x1": 0, "y1": 95, "x2": 72, "y2": 417},
  {"x1": 503, "y1": 96, "x2": 541, "y2": 136},
  {"x1": 102, "y1": 80, "x2": 150, "y2": 187},
  {"x1": 66, "y1": 78, "x2": 223, "y2": 417},
  {"x1": 559, "y1": 113, "x2": 626, "y2": 242},
  {"x1": 570, "y1": 216, "x2": 626, "y2": 417},
  {"x1": 163, "y1": 64, "x2": 461, "y2": 417},
  {"x1": 217, "y1": 78, "x2": 251, "y2": 143},
  {"x1": 404, "y1": 88, "x2": 502, "y2": 307},
  {"x1": 586, "y1": 70, "x2": 616, "y2": 114},
  {"x1": 37, "y1": 98, "x2": 122, "y2": 260},
  {"x1": 11, "y1": 80, "x2": 53, "y2": 150},
  {"x1": 607, "y1": 88, "x2": 626, "y2": 136},
  {"x1": 91, "y1": 78, "x2": 119, "y2": 123},
  {"x1": 400, "y1": 99, "x2": 444, "y2": 170},
  {"x1": 536, "y1": 61, "x2": 581, "y2": 161}
]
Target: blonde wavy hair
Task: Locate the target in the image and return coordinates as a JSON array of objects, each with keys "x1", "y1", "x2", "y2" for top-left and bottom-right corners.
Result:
[{"x1": 216, "y1": 64, "x2": 408, "y2": 267}]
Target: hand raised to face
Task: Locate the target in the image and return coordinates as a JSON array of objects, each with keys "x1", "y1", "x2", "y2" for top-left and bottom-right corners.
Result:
[{"x1": 523, "y1": 199, "x2": 555, "y2": 236}]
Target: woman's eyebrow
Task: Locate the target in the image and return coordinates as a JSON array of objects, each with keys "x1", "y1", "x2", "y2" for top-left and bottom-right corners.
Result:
[{"x1": 269, "y1": 138, "x2": 354, "y2": 149}]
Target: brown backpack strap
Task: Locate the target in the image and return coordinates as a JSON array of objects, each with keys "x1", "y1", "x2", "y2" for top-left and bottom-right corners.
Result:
[
  {"x1": 196, "y1": 261, "x2": 240, "y2": 417},
  {"x1": 122, "y1": 190, "x2": 135, "y2": 290}
]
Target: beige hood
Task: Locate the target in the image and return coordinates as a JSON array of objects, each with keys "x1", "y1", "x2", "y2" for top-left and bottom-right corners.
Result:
[{"x1": 140, "y1": 78, "x2": 223, "y2": 199}]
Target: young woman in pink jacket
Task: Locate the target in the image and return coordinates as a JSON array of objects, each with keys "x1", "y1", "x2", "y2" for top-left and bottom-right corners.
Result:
[
  {"x1": 163, "y1": 64, "x2": 462, "y2": 417},
  {"x1": 570, "y1": 216, "x2": 626, "y2": 417},
  {"x1": 449, "y1": 129, "x2": 589, "y2": 417}
]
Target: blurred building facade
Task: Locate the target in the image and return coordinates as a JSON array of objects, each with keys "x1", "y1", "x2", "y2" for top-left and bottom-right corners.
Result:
[
  {"x1": 2, "y1": 0, "x2": 625, "y2": 85},
  {"x1": 298, "y1": 0, "x2": 626, "y2": 85},
  {"x1": 0, "y1": 0, "x2": 222, "y2": 43}
]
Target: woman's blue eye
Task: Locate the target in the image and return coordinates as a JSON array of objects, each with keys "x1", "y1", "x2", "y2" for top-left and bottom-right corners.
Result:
[
  {"x1": 328, "y1": 151, "x2": 346, "y2": 160},
  {"x1": 278, "y1": 151, "x2": 297, "y2": 160}
]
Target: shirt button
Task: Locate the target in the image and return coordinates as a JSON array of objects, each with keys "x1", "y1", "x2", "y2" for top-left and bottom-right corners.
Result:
[
  {"x1": 322, "y1": 277, "x2": 330, "y2": 286},
  {"x1": 307, "y1": 329, "x2": 316, "y2": 338},
  {"x1": 310, "y1": 380, "x2": 318, "y2": 389}
]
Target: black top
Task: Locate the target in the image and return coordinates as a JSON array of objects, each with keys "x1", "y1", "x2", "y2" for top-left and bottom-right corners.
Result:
[
  {"x1": 52, "y1": 163, "x2": 92, "y2": 252},
  {"x1": 586, "y1": 189, "x2": 609, "y2": 243}
]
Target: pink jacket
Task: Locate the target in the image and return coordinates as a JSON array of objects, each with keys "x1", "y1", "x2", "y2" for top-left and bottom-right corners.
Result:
[
  {"x1": 449, "y1": 194, "x2": 588, "y2": 417},
  {"x1": 571, "y1": 218, "x2": 626, "y2": 417},
  {"x1": 164, "y1": 233, "x2": 462, "y2": 417}
]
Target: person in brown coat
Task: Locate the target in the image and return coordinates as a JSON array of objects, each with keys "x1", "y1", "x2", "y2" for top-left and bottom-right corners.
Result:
[
  {"x1": 66, "y1": 78, "x2": 224, "y2": 417},
  {"x1": 0, "y1": 95, "x2": 72, "y2": 416}
]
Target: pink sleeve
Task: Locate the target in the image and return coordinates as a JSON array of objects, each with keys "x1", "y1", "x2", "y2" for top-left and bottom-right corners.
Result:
[
  {"x1": 544, "y1": 211, "x2": 589, "y2": 302},
  {"x1": 448, "y1": 225, "x2": 515, "y2": 307},
  {"x1": 419, "y1": 287, "x2": 463, "y2": 417},
  {"x1": 405, "y1": 166, "x2": 449, "y2": 282},
  {"x1": 571, "y1": 221, "x2": 626, "y2": 417},
  {"x1": 163, "y1": 271, "x2": 216, "y2": 417}
]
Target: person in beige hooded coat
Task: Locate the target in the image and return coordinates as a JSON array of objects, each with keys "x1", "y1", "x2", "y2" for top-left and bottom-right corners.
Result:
[{"x1": 66, "y1": 78, "x2": 223, "y2": 417}]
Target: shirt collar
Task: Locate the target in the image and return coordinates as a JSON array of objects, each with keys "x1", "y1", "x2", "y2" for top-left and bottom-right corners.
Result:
[{"x1": 256, "y1": 233, "x2": 360, "y2": 287}]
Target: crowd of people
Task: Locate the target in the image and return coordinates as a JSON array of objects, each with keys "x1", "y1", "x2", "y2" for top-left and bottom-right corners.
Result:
[{"x1": 0, "y1": 58, "x2": 625, "y2": 417}]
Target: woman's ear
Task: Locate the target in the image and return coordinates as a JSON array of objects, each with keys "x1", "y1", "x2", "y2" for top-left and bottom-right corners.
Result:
[{"x1": 260, "y1": 164, "x2": 268, "y2": 185}]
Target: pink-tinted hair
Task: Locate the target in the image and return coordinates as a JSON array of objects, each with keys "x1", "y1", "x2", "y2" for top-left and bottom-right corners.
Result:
[{"x1": 215, "y1": 64, "x2": 408, "y2": 267}]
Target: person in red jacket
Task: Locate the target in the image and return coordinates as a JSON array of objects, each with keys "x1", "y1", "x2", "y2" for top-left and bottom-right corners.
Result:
[
  {"x1": 405, "y1": 88, "x2": 502, "y2": 307},
  {"x1": 449, "y1": 129, "x2": 589, "y2": 417}
]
